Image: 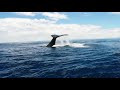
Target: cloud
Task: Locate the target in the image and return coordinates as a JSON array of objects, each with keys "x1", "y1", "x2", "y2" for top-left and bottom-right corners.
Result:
[
  {"x1": 41, "y1": 12, "x2": 68, "y2": 21},
  {"x1": 13, "y1": 12, "x2": 68, "y2": 22},
  {"x1": 0, "y1": 17, "x2": 120, "y2": 43},
  {"x1": 14, "y1": 12, "x2": 68, "y2": 20},
  {"x1": 0, "y1": 18, "x2": 56, "y2": 43},
  {"x1": 14, "y1": 12, "x2": 37, "y2": 16},
  {"x1": 109, "y1": 12, "x2": 120, "y2": 15}
]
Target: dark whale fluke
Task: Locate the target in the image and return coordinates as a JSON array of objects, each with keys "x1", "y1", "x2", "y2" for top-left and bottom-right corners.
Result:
[{"x1": 46, "y1": 34, "x2": 68, "y2": 47}]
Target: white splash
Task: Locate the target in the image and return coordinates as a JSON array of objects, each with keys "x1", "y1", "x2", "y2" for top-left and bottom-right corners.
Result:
[
  {"x1": 53, "y1": 36, "x2": 89, "y2": 48},
  {"x1": 70, "y1": 43, "x2": 88, "y2": 48}
]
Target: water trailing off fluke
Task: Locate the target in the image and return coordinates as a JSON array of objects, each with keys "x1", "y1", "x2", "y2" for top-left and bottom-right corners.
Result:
[{"x1": 46, "y1": 34, "x2": 68, "y2": 47}]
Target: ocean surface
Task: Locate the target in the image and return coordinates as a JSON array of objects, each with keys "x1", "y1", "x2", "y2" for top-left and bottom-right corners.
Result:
[{"x1": 0, "y1": 39, "x2": 120, "y2": 78}]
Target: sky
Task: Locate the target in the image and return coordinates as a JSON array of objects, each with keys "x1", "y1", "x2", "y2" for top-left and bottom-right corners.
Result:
[{"x1": 0, "y1": 12, "x2": 120, "y2": 43}]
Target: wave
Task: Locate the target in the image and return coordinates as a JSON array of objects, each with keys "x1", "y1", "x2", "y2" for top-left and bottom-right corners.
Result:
[{"x1": 113, "y1": 52, "x2": 120, "y2": 56}]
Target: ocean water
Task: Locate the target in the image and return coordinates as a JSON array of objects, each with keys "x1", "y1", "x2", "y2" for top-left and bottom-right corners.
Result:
[{"x1": 0, "y1": 39, "x2": 120, "y2": 78}]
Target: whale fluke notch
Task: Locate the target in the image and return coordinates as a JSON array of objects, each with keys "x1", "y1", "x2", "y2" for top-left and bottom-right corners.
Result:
[{"x1": 46, "y1": 34, "x2": 68, "y2": 47}]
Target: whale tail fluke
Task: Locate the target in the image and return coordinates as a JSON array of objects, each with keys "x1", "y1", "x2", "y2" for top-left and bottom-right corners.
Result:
[
  {"x1": 46, "y1": 34, "x2": 68, "y2": 47},
  {"x1": 51, "y1": 34, "x2": 68, "y2": 38}
]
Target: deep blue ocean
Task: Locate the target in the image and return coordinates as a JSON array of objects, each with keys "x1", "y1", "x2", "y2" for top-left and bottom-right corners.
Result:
[{"x1": 0, "y1": 39, "x2": 120, "y2": 78}]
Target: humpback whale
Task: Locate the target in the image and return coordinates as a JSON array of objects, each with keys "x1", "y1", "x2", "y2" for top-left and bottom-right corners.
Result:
[{"x1": 46, "y1": 34, "x2": 68, "y2": 47}]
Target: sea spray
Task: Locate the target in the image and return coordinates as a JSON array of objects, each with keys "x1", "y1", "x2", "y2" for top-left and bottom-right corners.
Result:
[
  {"x1": 53, "y1": 36, "x2": 89, "y2": 48},
  {"x1": 58, "y1": 36, "x2": 71, "y2": 46}
]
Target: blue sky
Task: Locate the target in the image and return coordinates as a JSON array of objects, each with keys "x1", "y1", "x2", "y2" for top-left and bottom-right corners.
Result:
[
  {"x1": 0, "y1": 12, "x2": 120, "y2": 43},
  {"x1": 0, "y1": 12, "x2": 120, "y2": 28},
  {"x1": 58, "y1": 12, "x2": 120, "y2": 28}
]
